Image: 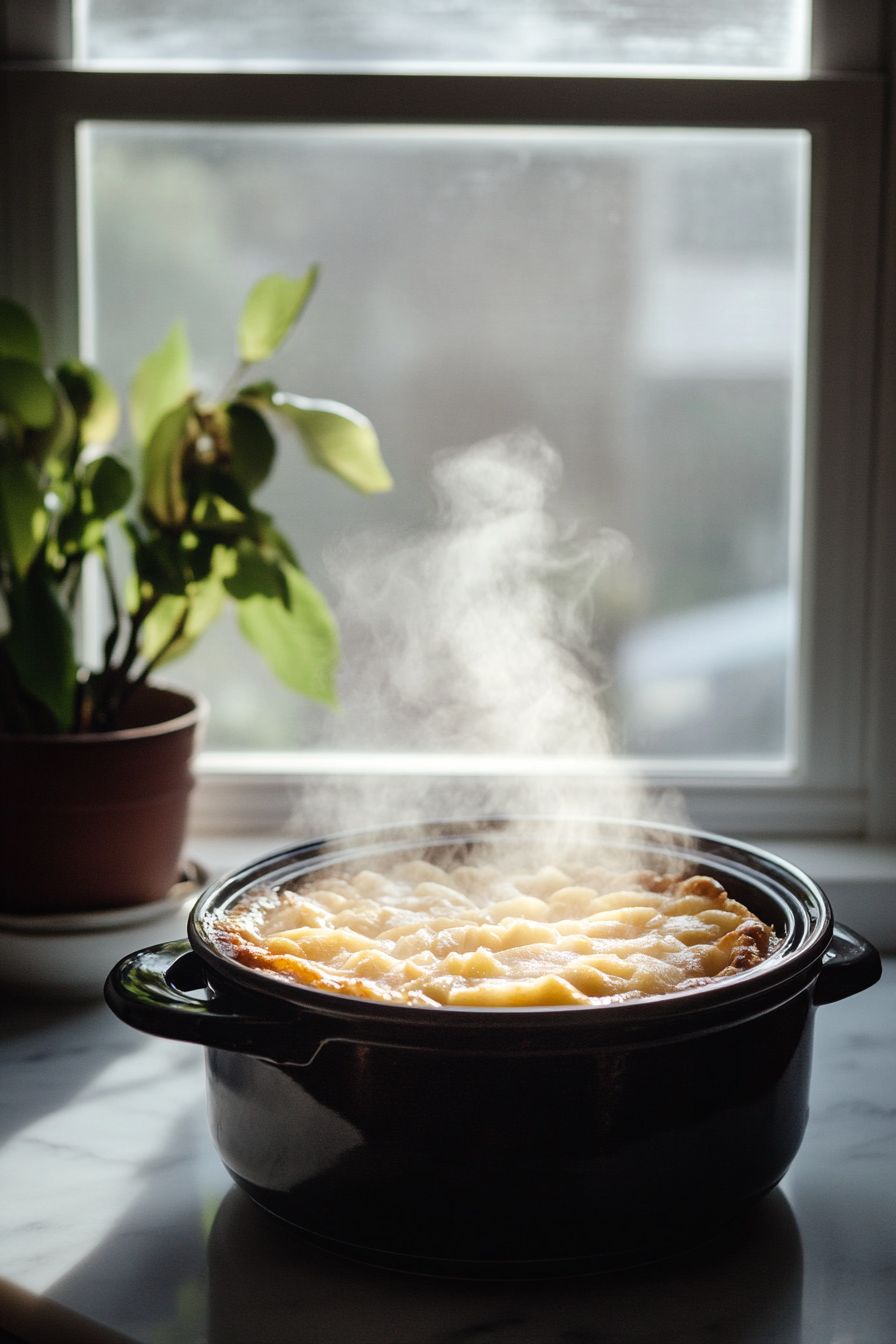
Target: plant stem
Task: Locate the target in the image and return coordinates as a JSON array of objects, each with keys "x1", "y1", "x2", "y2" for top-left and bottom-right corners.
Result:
[
  {"x1": 101, "y1": 555, "x2": 122, "y2": 672},
  {"x1": 218, "y1": 359, "x2": 251, "y2": 404},
  {"x1": 85, "y1": 594, "x2": 159, "y2": 730},
  {"x1": 128, "y1": 603, "x2": 190, "y2": 693}
]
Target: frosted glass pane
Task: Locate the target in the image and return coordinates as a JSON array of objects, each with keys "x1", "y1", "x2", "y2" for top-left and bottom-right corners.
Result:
[
  {"x1": 81, "y1": 125, "x2": 809, "y2": 760},
  {"x1": 79, "y1": 0, "x2": 810, "y2": 74}
]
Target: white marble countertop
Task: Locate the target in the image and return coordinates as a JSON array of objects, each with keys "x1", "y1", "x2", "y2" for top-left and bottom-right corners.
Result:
[{"x1": 0, "y1": 960, "x2": 894, "y2": 1344}]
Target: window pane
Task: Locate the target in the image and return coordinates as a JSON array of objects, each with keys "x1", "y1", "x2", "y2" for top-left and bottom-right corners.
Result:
[
  {"x1": 78, "y1": 0, "x2": 810, "y2": 75},
  {"x1": 81, "y1": 124, "x2": 809, "y2": 761}
]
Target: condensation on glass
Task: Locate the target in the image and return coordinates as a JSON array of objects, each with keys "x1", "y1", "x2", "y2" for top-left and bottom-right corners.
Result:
[
  {"x1": 76, "y1": 0, "x2": 811, "y2": 75},
  {"x1": 80, "y1": 124, "x2": 809, "y2": 762}
]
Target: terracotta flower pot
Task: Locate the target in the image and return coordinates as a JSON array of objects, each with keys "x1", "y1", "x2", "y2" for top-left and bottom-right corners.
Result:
[{"x1": 0, "y1": 685, "x2": 208, "y2": 915}]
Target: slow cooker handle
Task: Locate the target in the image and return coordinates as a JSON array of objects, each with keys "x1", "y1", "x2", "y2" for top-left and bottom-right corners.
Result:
[
  {"x1": 814, "y1": 923, "x2": 882, "y2": 1005},
  {"x1": 105, "y1": 941, "x2": 325, "y2": 1064}
]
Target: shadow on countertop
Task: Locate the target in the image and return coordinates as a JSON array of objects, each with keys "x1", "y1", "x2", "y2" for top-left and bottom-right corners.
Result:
[{"x1": 207, "y1": 1185, "x2": 803, "y2": 1344}]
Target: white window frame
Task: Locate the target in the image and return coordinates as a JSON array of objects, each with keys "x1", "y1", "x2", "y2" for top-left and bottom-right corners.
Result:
[{"x1": 2, "y1": 0, "x2": 894, "y2": 840}]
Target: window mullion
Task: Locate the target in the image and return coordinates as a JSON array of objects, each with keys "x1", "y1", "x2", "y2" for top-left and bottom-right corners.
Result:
[
  {"x1": 811, "y1": 0, "x2": 886, "y2": 74},
  {"x1": 1, "y1": 0, "x2": 72, "y2": 61}
]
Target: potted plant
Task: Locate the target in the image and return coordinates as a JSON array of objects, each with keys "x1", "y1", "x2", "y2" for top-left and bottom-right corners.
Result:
[{"x1": 0, "y1": 271, "x2": 391, "y2": 913}]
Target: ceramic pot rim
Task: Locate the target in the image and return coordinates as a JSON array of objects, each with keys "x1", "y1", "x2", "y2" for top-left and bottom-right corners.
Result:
[{"x1": 0, "y1": 683, "x2": 209, "y2": 745}]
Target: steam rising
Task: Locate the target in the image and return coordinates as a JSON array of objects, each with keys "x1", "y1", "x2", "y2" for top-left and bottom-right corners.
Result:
[{"x1": 291, "y1": 431, "x2": 687, "y2": 860}]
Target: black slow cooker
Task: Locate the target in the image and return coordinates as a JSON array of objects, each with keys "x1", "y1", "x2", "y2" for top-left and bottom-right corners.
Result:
[{"x1": 106, "y1": 818, "x2": 881, "y2": 1274}]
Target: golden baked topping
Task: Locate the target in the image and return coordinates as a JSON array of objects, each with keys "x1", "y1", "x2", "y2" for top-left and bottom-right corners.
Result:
[{"x1": 212, "y1": 861, "x2": 777, "y2": 1008}]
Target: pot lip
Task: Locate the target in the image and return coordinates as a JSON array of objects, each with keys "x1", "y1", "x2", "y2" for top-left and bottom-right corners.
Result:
[
  {"x1": 189, "y1": 816, "x2": 833, "y2": 1031},
  {"x1": 0, "y1": 683, "x2": 209, "y2": 744}
]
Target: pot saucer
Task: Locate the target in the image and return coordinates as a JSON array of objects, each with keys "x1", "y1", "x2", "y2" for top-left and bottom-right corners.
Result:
[{"x1": 0, "y1": 863, "x2": 208, "y2": 1002}]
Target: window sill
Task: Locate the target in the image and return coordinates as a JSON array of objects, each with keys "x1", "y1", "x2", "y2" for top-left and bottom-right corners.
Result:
[
  {"x1": 747, "y1": 837, "x2": 896, "y2": 953},
  {"x1": 190, "y1": 760, "x2": 866, "y2": 839}
]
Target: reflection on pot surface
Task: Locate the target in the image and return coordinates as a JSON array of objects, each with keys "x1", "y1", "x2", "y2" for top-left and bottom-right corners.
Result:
[
  {"x1": 205, "y1": 995, "x2": 814, "y2": 1269},
  {"x1": 208, "y1": 1185, "x2": 803, "y2": 1344}
]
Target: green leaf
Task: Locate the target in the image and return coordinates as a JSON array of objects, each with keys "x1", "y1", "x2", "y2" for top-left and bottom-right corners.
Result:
[
  {"x1": 134, "y1": 532, "x2": 190, "y2": 597},
  {"x1": 124, "y1": 568, "x2": 140, "y2": 614},
  {"x1": 238, "y1": 380, "x2": 277, "y2": 401},
  {"x1": 227, "y1": 400, "x2": 276, "y2": 494},
  {"x1": 237, "y1": 269, "x2": 317, "y2": 364},
  {"x1": 3, "y1": 569, "x2": 76, "y2": 730},
  {"x1": 192, "y1": 466, "x2": 252, "y2": 519},
  {"x1": 237, "y1": 562, "x2": 338, "y2": 706},
  {"x1": 82, "y1": 518, "x2": 106, "y2": 551},
  {"x1": 0, "y1": 357, "x2": 57, "y2": 429},
  {"x1": 57, "y1": 511, "x2": 104, "y2": 555},
  {"x1": 130, "y1": 320, "x2": 192, "y2": 448},
  {"x1": 0, "y1": 299, "x2": 42, "y2": 364},
  {"x1": 0, "y1": 447, "x2": 47, "y2": 575},
  {"x1": 223, "y1": 538, "x2": 289, "y2": 603},
  {"x1": 192, "y1": 494, "x2": 245, "y2": 528},
  {"x1": 180, "y1": 530, "x2": 217, "y2": 582},
  {"x1": 57, "y1": 360, "x2": 120, "y2": 445},
  {"x1": 139, "y1": 572, "x2": 227, "y2": 667},
  {"x1": 29, "y1": 382, "x2": 79, "y2": 467},
  {"x1": 143, "y1": 401, "x2": 194, "y2": 526},
  {"x1": 252, "y1": 511, "x2": 298, "y2": 567},
  {"x1": 85, "y1": 454, "x2": 133, "y2": 519},
  {"x1": 138, "y1": 594, "x2": 189, "y2": 666},
  {"x1": 272, "y1": 393, "x2": 392, "y2": 494}
]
